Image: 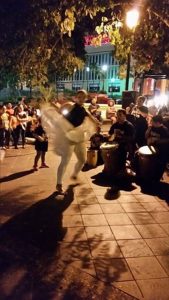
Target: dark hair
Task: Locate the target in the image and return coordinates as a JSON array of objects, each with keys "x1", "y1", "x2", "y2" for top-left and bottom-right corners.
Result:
[
  {"x1": 117, "y1": 109, "x2": 126, "y2": 116},
  {"x1": 152, "y1": 115, "x2": 163, "y2": 124},
  {"x1": 139, "y1": 105, "x2": 148, "y2": 114}
]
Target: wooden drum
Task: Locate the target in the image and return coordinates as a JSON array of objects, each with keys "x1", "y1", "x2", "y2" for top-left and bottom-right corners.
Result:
[
  {"x1": 87, "y1": 149, "x2": 98, "y2": 167},
  {"x1": 100, "y1": 142, "x2": 120, "y2": 175},
  {"x1": 136, "y1": 145, "x2": 164, "y2": 181}
]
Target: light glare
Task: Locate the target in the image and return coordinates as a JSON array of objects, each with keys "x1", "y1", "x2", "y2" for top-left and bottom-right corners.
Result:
[
  {"x1": 126, "y1": 9, "x2": 139, "y2": 29},
  {"x1": 102, "y1": 65, "x2": 108, "y2": 71}
]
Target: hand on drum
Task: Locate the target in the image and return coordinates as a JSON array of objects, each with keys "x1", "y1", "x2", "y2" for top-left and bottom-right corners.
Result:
[{"x1": 114, "y1": 129, "x2": 123, "y2": 139}]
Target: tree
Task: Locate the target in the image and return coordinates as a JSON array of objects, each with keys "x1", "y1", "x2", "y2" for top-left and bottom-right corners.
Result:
[{"x1": 0, "y1": 0, "x2": 168, "y2": 88}]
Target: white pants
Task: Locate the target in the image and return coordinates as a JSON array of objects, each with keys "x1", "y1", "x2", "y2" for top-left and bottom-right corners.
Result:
[{"x1": 57, "y1": 141, "x2": 86, "y2": 185}]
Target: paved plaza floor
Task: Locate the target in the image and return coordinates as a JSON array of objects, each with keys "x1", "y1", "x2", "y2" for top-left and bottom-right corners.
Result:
[{"x1": 0, "y1": 145, "x2": 169, "y2": 300}]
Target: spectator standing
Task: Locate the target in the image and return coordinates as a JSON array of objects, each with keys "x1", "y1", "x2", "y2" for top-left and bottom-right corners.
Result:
[
  {"x1": 135, "y1": 106, "x2": 148, "y2": 148},
  {"x1": 130, "y1": 95, "x2": 146, "y2": 117},
  {"x1": 32, "y1": 118, "x2": 49, "y2": 171},
  {"x1": 16, "y1": 104, "x2": 28, "y2": 148},
  {"x1": 0, "y1": 105, "x2": 10, "y2": 149},
  {"x1": 6, "y1": 103, "x2": 14, "y2": 116}
]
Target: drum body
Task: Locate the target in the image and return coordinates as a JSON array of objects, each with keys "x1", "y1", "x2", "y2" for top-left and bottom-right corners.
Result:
[
  {"x1": 87, "y1": 149, "x2": 98, "y2": 167},
  {"x1": 100, "y1": 142, "x2": 121, "y2": 175},
  {"x1": 136, "y1": 146, "x2": 164, "y2": 181},
  {"x1": 25, "y1": 137, "x2": 35, "y2": 144}
]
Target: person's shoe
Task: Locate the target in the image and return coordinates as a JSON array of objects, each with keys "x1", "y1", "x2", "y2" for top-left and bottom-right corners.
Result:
[
  {"x1": 40, "y1": 164, "x2": 49, "y2": 168},
  {"x1": 56, "y1": 184, "x2": 64, "y2": 194},
  {"x1": 33, "y1": 165, "x2": 38, "y2": 171}
]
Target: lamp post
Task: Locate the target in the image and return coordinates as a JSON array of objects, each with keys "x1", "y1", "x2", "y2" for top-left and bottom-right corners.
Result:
[
  {"x1": 101, "y1": 64, "x2": 108, "y2": 92},
  {"x1": 125, "y1": 9, "x2": 139, "y2": 90},
  {"x1": 86, "y1": 66, "x2": 90, "y2": 91},
  {"x1": 73, "y1": 67, "x2": 77, "y2": 91}
]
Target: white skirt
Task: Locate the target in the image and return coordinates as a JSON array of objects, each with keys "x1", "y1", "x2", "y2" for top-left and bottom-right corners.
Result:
[{"x1": 41, "y1": 104, "x2": 96, "y2": 156}]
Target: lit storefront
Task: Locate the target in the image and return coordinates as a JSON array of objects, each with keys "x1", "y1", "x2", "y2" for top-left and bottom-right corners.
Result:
[{"x1": 57, "y1": 38, "x2": 133, "y2": 98}]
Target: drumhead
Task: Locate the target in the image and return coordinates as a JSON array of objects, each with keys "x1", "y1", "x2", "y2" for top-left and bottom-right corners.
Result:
[
  {"x1": 100, "y1": 142, "x2": 119, "y2": 150},
  {"x1": 138, "y1": 145, "x2": 156, "y2": 155}
]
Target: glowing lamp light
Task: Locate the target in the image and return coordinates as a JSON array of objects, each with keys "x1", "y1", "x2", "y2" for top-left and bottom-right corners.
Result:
[
  {"x1": 102, "y1": 65, "x2": 108, "y2": 71},
  {"x1": 86, "y1": 66, "x2": 90, "y2": 72},
  {"x1": 126, "y1": 9, "x2": 139, "y2": 29}
]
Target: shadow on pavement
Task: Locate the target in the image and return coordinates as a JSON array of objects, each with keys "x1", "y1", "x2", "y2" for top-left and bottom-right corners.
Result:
[
  {"x1": 91, "y1": 172, "x2": 136, "y2": 200},
  {"x1": 0, "y1": 170, "x2": 34, "y2": 183},
  {"x1": 0, "y1": 184, "x2": 136, "y2": 299},
  {"x1": 91, "y1": 171, "x2": 169, "y2": 203},
  {"x1": 137, "y1": 179, "x2": 169, "y2": 203},
  {"x1": 0, "y1": 185, "x2": 77, "y2": 299},
  {"x1": 0, "y1": 185, "x2": 77, "y2": 251}
]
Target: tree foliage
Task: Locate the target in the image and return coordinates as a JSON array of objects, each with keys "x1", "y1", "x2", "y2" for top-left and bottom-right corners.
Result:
[{"x1": 0, "y1": 0, "x2": 168, "y2": 89}]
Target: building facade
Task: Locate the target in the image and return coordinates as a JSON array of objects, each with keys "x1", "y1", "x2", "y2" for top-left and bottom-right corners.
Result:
[{"x1": 57, "y1": 43, "x2": 133, "y2": 99}]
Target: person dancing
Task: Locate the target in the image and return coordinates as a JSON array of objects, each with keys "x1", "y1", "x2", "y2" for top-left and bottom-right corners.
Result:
[{"x1": 41, "y1": 90, "x2": 98, "y2": 193}]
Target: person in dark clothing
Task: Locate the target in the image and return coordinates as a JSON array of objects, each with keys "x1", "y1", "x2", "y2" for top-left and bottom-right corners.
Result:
[
  {"x1": 108, "y1": 109, "x2": 135, "y2": 170},
  {"x1": 32, "y1": 118, "x2": 49, "y2": 171},
  {"x1": 145, "y1": 115, "x2": 169, "y2": 160},
  {"x1": 126, "y1": 102, "x2": 136, "y2": 126},
  {"x1": 135, "y1": 106, "x2": 148, "y2": 148},
  {"x1": 89, "y1": 126, "x2": 105, "y2": 164}
]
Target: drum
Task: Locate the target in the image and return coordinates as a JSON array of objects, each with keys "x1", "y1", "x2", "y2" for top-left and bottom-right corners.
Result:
[
  {"x1": 100, "y1": 142, "x2": 121, "y2": 175},
  {"x1": 87, "y1": 149, "x2": 98, "y2": 167},
  {"x1": 136, "y1": 145, "x2": 164, "y2": 181},
  {"x1": 25, "y1": 137, "x2": 35, "y2": 144}
]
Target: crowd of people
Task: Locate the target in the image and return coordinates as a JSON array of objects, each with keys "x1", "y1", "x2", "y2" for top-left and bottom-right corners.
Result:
[
  {"x1": 0, "y1": 93, "x2": 169, "y2": 193},
  {"x1": 88, "y1": 95, "x2": 169, "y2": 179}
]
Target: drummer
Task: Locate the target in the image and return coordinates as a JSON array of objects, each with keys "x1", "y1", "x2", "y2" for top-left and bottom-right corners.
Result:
[
  {"x1": 145, "y1": 115, "x2": 169, "y2": 166},
  {"x1": 108, "y1": 109, "x2": 135, "y2": 169}
]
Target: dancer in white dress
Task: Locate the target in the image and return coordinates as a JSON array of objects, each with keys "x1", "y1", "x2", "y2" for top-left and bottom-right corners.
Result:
[{"x1": 41, "y1": 90, "x2": 98, "y2": 193}]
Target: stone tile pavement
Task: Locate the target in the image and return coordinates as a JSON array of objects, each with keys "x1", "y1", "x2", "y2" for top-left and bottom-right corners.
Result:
[{"x1": 0, "y1": 145, "x2": 169, "y2": 300}]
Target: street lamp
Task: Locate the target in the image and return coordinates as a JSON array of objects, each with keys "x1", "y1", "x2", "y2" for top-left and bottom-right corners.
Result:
[
  {"x1": 86, "y1": 66, "x2": 90, "y2": 91},
  {"x1": 101, "y1": 64, "x2": 108, "y2": 91},
  {"x1": 125, "y1": 8, "x2": 139, "y2": 90},
  {"x1": 73, "y1": 67, "x2": 77, "y2": 91}
]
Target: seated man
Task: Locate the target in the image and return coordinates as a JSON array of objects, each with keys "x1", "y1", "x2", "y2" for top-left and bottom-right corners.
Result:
[
  {"x1": 88, "y1": 97, "x2": 102, "y2": 122},
  {"x1": 145, "y1": 115, "x2": 169, "y2": 167},
  {"x1": 106, "y1": 99, "x2": 116, "y2": 123},
  {"x1": 90, "y1": 126, "x2": 105, "y2": 164},
  {"x1": 108, "y1": 109, "x2": 135, "y2": 170}
]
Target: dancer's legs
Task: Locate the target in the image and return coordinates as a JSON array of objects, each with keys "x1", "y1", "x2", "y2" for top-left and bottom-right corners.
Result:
[
  {"x1": 57, "y1": 143, "x2": 74, "y2": 185},
  {"x1": 72, "y1": 142, "x2": 86, "y2": 177}
]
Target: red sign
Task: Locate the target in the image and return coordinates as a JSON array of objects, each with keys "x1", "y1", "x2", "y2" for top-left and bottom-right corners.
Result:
[{"x1": 84, "y1": 35, "x2": 110, "y2": 46}]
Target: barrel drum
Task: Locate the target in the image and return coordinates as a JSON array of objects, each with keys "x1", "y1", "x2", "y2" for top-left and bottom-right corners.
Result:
[
  {"x1": 100, "y1": 142, "x2": 121, "y2": 175},
  {"x1": 87, "y1": 149, "x2": 98, "y2": 167},
  {"x1": 136, "y1": 146, "x2": 164, "y2": 181}
]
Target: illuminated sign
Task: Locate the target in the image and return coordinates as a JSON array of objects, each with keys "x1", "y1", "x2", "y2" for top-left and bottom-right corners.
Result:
[{"x1": 84, "y1": 35, "x2": 110, "y2": 46}]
